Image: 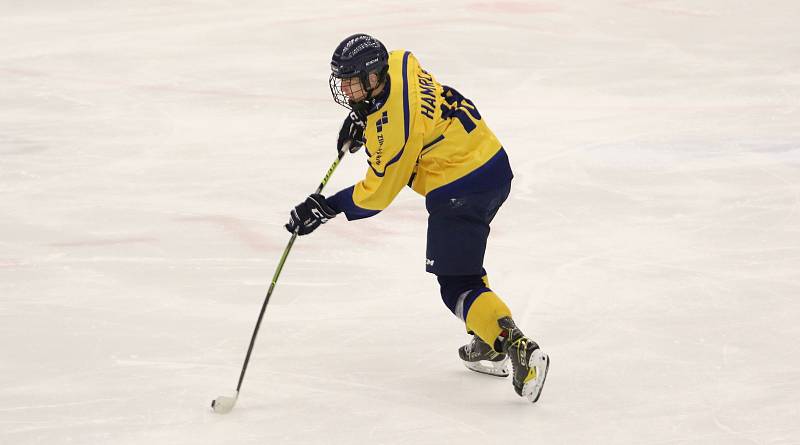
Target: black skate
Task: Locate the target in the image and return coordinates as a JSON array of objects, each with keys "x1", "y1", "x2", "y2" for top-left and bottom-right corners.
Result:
[
  {"x1": 499, "y1": 317, "x2": 550, "y2": 403},
  {"x1": 458, "y1": 334, "x2": 509, "y2": 377}
]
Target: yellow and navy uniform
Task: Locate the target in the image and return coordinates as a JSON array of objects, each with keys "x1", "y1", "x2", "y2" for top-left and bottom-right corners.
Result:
[
  {"x1": 326, "y1": 50, "x2": 515, "y2": 346},
  {"x1": 326, "y1": 50, "x2": 513, "y2": 220}
]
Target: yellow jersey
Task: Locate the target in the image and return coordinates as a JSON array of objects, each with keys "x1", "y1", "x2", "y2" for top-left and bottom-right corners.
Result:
[{"x1": 327, "y1": 50, "x2": 513, "y2": 219}]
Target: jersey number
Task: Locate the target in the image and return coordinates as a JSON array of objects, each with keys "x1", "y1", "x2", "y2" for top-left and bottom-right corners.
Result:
[{"x1": 441, "y1": 87, "x2": 482, "y2": 133}]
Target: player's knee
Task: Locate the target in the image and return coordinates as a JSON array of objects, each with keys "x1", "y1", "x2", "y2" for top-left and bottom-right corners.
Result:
[{"x1": 437, "y1": 274, "x2": 489, "y2": 320}]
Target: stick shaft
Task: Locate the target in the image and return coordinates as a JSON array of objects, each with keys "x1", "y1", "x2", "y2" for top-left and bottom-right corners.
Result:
[{"x1": 234, "y1": 149, "x2": 346, "y2": 393}]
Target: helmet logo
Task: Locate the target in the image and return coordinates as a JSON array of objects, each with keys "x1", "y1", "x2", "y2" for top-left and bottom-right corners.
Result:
[
  {"x1": 343, "y1": 34, "x2": 377, "y2": 54},
  {"x1": 343, "y1": 35, "x2": 368, "y2": 51}
]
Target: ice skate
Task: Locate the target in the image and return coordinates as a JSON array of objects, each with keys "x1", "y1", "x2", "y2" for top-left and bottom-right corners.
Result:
[
  {"x1": 498, "y1": 317, "x2": 550, "y2": 403},
  {"x1": 458, "y1": 334, "x2": 509, "y2": 377}
]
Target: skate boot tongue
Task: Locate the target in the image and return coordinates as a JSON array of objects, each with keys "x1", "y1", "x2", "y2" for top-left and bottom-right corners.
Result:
[{"x1": 497, "y1": 317, "x2": 526, "y2": 352}]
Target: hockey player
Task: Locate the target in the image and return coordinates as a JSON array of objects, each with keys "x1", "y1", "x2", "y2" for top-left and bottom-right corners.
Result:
[{"x1": 286, "y1": 34, "x2": 549, "y2": 403}]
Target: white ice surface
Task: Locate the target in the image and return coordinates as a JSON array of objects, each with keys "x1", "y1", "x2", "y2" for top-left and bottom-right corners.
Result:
[{"x1": 2, "y1": 1, "x2": 800, "y2": 444}]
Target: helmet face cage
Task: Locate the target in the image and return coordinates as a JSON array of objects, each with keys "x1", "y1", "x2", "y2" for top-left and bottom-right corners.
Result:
[
  {"x1": 329, "y1": 70, "x2": 379, "y2": 111},
  {"x1": 329, "y1": 74, "x2": 366, "y2": 110},
  {"x1": 329, "y1": 67, "x2": 388, "y2": 112},
  {"x1": 329, "y1": 74, "x2": 351, "y2": 109}
]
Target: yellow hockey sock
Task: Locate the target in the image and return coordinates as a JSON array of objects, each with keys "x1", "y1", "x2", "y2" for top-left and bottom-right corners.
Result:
[{"x1": 465, "y1": 291, "x2": 512, "y2": 350}]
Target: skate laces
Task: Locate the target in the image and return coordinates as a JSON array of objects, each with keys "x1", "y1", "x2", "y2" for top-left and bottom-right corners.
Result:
[{"x1": 508, "y1": 337, "x2": 538, "y2": 383}]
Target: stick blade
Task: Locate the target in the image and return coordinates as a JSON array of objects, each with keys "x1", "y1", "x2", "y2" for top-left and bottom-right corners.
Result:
[{"x1": 211, "y1": 393, "x2": 238, "y2": 414}]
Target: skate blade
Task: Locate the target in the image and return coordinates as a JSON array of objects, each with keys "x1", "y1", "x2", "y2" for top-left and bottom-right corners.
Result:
[
  {"x1": 463, "y1": 359, "x2": 509, "y2": 377},
  {"x1": 521, "y1": 349, "x2": 550, "y2": 403}
]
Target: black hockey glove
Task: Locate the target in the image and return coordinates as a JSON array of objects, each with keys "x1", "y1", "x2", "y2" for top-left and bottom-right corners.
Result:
[
  {"x1": 337, "y1": 110, "x2": 366, "y2": 154},
  {"x1": 285, "y1": 194, "x2": 337, "y2": 236}
]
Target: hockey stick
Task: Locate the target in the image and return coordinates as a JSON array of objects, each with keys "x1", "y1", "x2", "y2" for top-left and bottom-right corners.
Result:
[{"x1": 211, "y1": 145, "x2": 348, "y2": 414}]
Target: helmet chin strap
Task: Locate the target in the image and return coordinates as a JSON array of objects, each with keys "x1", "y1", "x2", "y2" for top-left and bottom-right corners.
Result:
[{"x1": 359, "y1": 72, "x2": 373, "y2": 98}]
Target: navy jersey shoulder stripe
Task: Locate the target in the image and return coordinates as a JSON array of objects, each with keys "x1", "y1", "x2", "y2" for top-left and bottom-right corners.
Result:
[
  {"x1": 402, "y1": 51, "x2": 410, "y2": 141},
  {"x1": 367, "y1": 51, "x2": 411, "y2": 178}
]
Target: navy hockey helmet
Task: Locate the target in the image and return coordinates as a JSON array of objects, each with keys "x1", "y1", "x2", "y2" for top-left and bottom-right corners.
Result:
[{"x1": 329, "y1": 33, "x2": 389, "y2": 110}]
